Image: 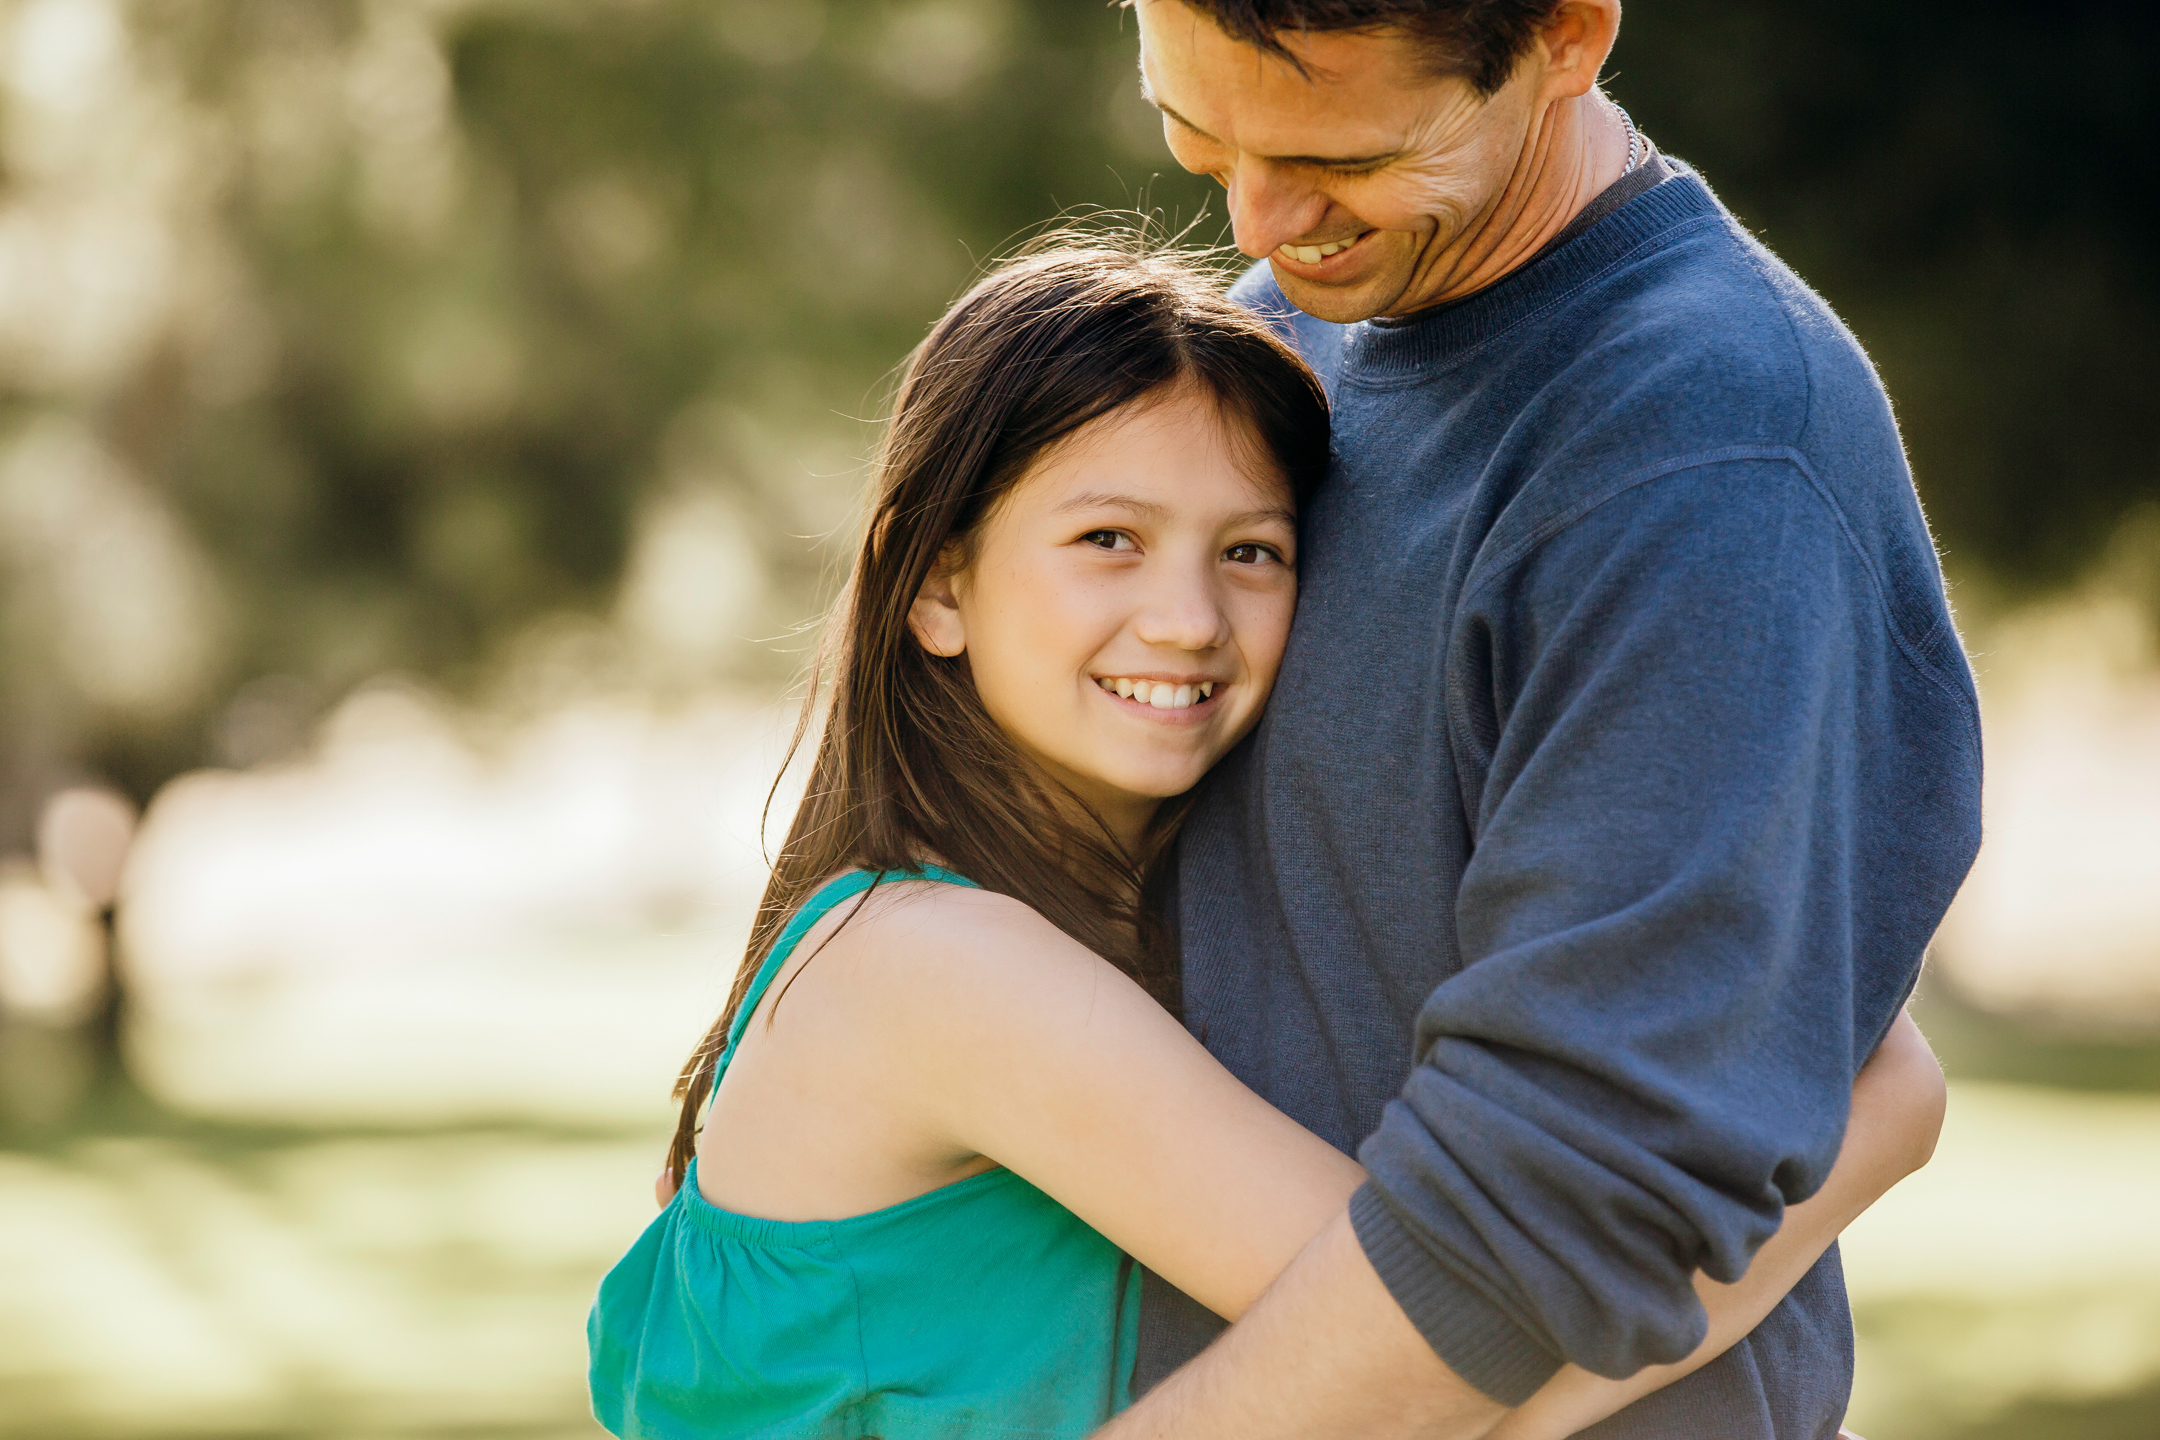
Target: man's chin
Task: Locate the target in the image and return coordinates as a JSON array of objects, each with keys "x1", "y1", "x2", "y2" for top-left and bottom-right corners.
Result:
[{"x1": 1268, "y1": 260, "x2": 1405, "y2": 326}]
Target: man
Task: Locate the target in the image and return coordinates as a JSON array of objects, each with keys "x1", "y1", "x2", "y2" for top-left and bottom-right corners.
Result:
[{"x1": 1099, "y1": 3, "x2": 1983, "y2": 1437}]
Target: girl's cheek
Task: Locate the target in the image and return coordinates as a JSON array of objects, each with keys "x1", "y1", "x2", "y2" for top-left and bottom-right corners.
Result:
[{"x1": 1235, "y1": 583, "x2": 1297, "y2": 659}]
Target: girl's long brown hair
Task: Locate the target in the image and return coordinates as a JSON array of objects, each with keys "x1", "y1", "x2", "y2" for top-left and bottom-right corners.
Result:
[{"x1": 665, "y1": 232, "x2": 1330, "y2": 1183}]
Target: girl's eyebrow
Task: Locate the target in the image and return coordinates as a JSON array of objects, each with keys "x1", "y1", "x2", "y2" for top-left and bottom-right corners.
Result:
[
  {"x1": 1053, "y1": 491, "x2": 1168, "y2": 519},
  {"x1": 1053, "y1": 491, "x2": 1294, "y2": 528}
]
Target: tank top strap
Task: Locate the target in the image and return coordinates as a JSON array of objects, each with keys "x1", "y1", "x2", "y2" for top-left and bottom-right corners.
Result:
[{"x1": 709, "y1": 865, "x2": 981, "y2": 1106}]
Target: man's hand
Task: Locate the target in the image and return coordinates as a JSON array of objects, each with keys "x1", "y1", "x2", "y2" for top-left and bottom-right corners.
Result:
[{"x1": 1093, "y1": 1209, "x2": 1508, "y2": 1439}]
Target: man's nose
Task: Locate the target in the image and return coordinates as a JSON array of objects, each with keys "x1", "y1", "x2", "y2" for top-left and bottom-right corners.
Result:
[{"x1": 1225, "y1": 158, "x2": 1330, "y2": 260}]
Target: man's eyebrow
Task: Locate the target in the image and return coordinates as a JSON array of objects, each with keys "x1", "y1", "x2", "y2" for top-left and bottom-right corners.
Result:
[{"x1": 1146, "y1": 91, "x2": 1400, "y2": 170}]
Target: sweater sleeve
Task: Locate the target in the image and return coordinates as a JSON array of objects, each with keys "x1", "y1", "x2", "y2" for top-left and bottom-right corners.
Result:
[{"x1": 1351, "y1": 455, "x2": 1979, "y2": 1402}]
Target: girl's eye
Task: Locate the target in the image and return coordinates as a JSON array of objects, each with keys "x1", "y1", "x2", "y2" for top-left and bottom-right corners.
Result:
[
  {"x1": 1224, "y1": 543, "x2": 1279, "y2": 565},
  {"x1": 1082, "y1": 530, "x2": 1133, "y2": 551}
]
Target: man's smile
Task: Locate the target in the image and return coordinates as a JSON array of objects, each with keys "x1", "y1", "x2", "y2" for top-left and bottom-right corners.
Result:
[{"x1": 1272, "y1": 227, "x2": 1376, "y2": 271}]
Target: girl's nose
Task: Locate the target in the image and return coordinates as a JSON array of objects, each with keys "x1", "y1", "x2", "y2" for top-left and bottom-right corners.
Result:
[{"x1": 1133, "y1": 573, "x2": 1232, "y2": 652}]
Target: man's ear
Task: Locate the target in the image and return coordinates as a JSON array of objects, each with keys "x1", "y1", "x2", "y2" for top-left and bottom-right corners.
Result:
[
  {"x1": 908, "y1": 547, "x2": 968, "y2": 657},
  {"x1": 1535, "y1": 0, "x2": 1621, "y2": 101}
]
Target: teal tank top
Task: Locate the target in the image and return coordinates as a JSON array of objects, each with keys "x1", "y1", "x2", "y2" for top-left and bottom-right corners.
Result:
[{"x1": 588, "y1": 868, "x2": 1142, "y2": 1439}]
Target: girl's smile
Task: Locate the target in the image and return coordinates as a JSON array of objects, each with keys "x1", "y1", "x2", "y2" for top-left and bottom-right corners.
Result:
[{"x1": 1090, "y1": 673, "x2": 1223, "y2": 719}]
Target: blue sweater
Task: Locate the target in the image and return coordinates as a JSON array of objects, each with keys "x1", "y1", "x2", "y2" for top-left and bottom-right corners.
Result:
[{"x1": 1140, "y1": 170, "x2": 1983, "y2": 1436}]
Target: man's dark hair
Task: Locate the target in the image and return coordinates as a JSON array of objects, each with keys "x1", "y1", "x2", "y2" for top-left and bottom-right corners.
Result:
[{"x1": 1171, "y1": 1, "x2": 1565, "y2": 96}]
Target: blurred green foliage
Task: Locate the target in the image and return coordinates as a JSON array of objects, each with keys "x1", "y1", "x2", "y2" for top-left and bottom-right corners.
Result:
[
  {"x1": 0, "y1": 0, "x2": 1212, "y2": 840},
  {"x1": 1609, "y1": 0, "x2": 2160, "y2": 593},
  {"x1": 1, "y1": 0, "x2": 2155, "y2": 844}
]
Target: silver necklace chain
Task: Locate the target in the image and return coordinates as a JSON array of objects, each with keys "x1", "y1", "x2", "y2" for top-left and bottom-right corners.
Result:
[{"x1": 1614, "y1": 101, "x2": 1643, "y2": 176}]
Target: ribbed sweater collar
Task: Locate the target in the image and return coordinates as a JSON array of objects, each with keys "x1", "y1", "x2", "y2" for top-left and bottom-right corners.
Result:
[{"x1": 1341, "y1": 172, "x2": 1720, "y2": 378}]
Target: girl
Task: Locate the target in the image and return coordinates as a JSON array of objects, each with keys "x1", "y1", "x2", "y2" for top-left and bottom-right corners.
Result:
[{"x1": 587, "y1": 237, "x2": 1942, "y2": 1439}]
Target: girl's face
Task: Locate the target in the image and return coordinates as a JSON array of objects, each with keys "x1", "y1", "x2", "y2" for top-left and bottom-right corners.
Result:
[{"x1": 909, "y1": 380, "x2": 1299, "y2": 847}]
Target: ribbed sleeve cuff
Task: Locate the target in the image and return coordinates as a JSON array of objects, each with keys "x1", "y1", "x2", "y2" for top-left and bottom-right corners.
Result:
[{"x1": 1349, "y1": 1182, "x2": 1563, "y2": 1406}]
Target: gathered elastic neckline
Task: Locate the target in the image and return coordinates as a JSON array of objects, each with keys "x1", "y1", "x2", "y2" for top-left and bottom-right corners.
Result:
[{"x1": 673, "y1": 1158, "x2": 1025, "y2": 1247}]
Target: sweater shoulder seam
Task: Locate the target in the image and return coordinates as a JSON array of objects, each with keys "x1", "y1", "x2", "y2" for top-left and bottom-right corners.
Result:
[
  {"x1": 1460, "y1": 447, "x2": 1981, "y2": 761},
  {"x1": 1720, "y1": 213, "x2": 1816, "y2": 444}
]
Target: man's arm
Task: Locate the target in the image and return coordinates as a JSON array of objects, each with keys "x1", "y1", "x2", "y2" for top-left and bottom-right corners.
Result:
[
  {"x1": 1488, "y1": 1010, "x2": 1946, "y2": 1439},
  {"x1": 1098, "y1": 1010, "x2": 1945, "y2": 1440},
  {"x1": 1347, "y1": 459, "x2": 1978, "y2": 1395}
]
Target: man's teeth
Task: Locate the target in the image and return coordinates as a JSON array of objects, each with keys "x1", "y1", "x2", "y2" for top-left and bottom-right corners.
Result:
[
  {"x1": 1097, "y1": 678, "x2": 1214, "y2": 709},
  {"x1": 1278, "y1": 237, "x2": 1357, "y2": 264}
]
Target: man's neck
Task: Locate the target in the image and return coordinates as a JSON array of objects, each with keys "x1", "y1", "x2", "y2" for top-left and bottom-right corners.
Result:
[{"x1": 1390, "y1": 89, "x2": 1631, "y2": 318}]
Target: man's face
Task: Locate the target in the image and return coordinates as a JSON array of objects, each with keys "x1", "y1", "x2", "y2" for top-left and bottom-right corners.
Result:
[{"x1": 1136, "y1": 0, "x2": 1545, "y2": 323}]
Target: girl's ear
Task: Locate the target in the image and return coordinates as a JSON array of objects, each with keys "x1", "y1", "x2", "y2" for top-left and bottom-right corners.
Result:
[{"x1": 908, "y1": 545, "x2": 968, "y2": 657}]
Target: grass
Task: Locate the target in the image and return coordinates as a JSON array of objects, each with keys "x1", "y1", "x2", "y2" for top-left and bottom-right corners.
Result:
[{"x1": 2, "y1": 989, "x2": 2156, "y2": 1438}]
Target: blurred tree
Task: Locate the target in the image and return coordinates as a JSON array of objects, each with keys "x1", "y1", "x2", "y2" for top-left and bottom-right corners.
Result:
[
  {"x1": 0, "y1": 0, "x2": 2154, "y2": 853},
  {"x1": 0, "y1": 0, "x2": 1211, "y2": 849},
  {"x1": 1607, "y1": 0, "x2": 2160, "y2": 595}
]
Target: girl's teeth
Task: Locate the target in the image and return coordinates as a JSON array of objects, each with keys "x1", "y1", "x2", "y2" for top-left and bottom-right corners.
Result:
[{"x1": 1095, "y1": 678, "x2": 1215, "y2": 710}]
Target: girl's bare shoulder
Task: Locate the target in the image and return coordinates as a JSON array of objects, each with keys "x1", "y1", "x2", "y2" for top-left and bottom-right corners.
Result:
[
  {"x1": 781, "y1": 877, "x2": 1153, "y2": 1055},
  {"x1": 813, "y1": 878, "x2": 1108, "y2": 990}
]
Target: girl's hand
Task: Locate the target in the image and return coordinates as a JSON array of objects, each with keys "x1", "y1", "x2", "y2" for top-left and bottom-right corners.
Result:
[{"x1": 655, "y1": 1166, "x2": 680, "y2": 1207}]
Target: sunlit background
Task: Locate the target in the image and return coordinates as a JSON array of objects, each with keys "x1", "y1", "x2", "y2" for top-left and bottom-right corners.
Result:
[{"x1": 0, "y1": 2, "x2": 2154, "y2": 1437}]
